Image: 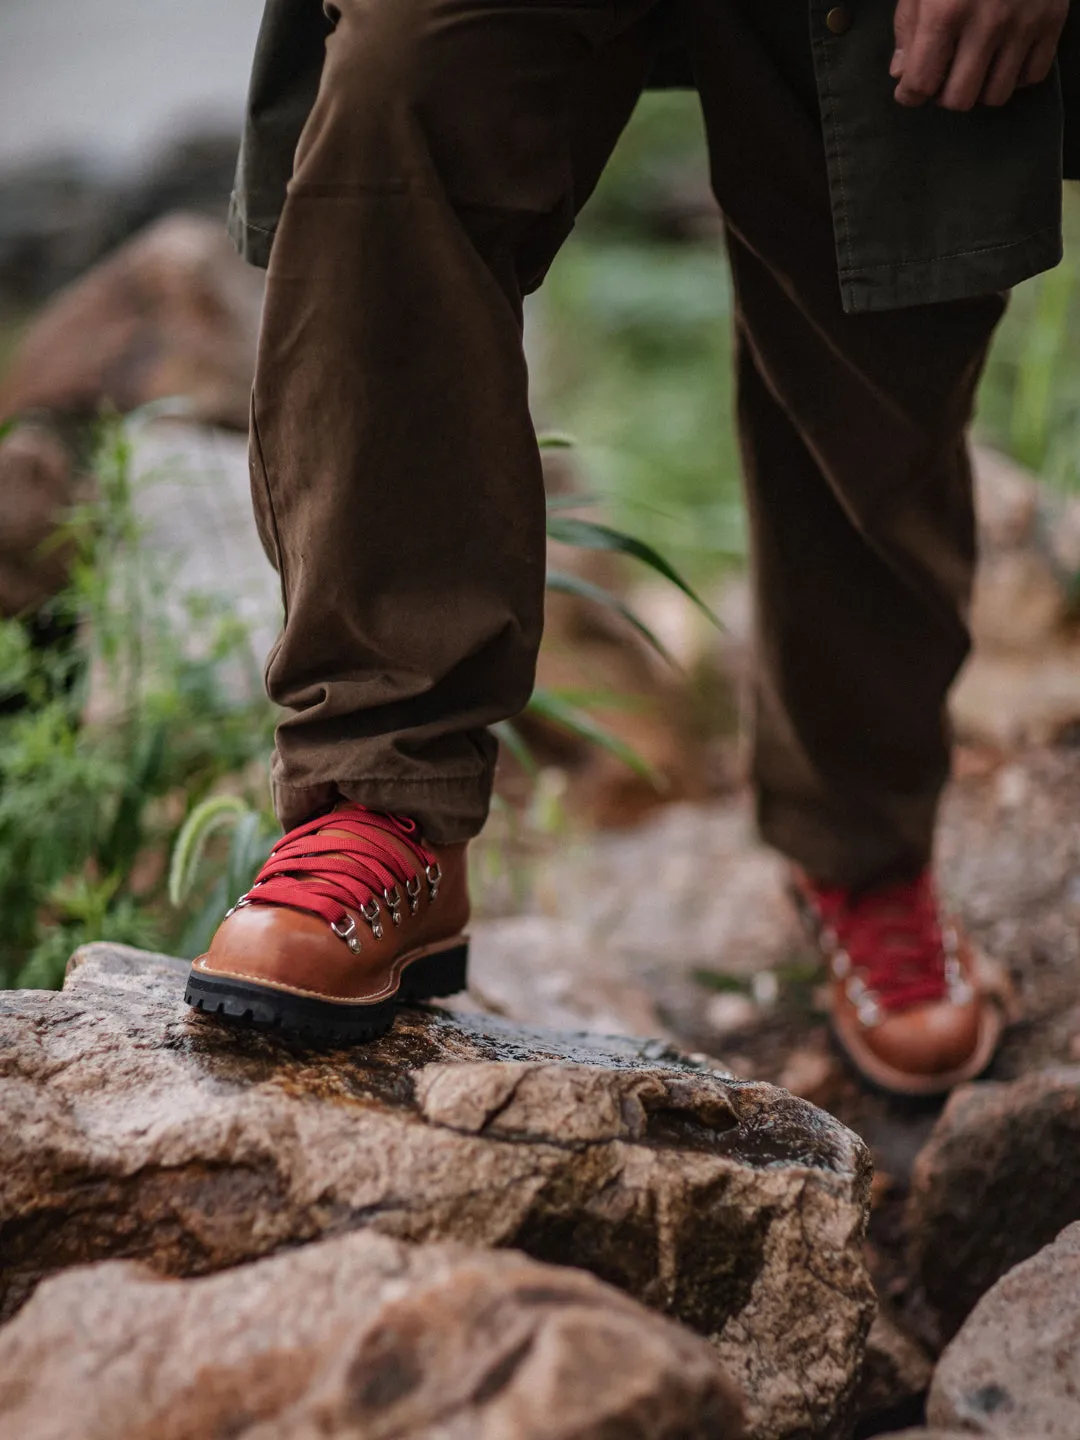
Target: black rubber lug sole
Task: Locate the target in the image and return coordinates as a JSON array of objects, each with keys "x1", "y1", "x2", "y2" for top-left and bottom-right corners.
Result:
[{"x1": 183, "y1": 941, "x2": 469, "y2": 1046}]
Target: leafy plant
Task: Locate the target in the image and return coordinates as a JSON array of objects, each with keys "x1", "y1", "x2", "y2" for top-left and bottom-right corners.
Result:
[{"x1": 0, "y1": 413, "x2": 276, "y2": 987}]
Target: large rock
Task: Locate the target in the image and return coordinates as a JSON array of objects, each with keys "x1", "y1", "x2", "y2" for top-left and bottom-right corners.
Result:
[
  {"x1": 852, "y1": 1311, "x2": 933, "y2": 1437},
  {"x1": 907, "y1": 1068, "x2": 1080, "y2": 1344},
  {"x1": 0, "y1": 212, "x2": 262, "y2": 430},
  {"x1": 877, "y1": 1432, "x2": 1043, "y2": 1439},
  {"x1": 927, "y1": 1223, "x2": 1080, "y2": 1437},
  {"x1": 0, "y1": 424, "x2": 80, "y2": 617},
  {"x1": 0, "y1": 1230, "x2": 745, "y2": 1440},
  {"x1": 0, "y1": 944, "x2": 874, "y2": 1440}
]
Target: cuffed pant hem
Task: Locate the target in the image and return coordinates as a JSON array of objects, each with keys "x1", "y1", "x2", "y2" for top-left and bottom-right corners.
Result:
[
  {"x1": 757, "y1": 793, "x2": 936, "y2": 892},
  {"x1": 272, "y1": 770, "x2": 495, "y2": 845}
]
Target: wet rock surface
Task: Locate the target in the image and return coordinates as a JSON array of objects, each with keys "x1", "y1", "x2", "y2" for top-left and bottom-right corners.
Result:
[
  {"x1": 0, "y1": 1230, "x2": 745, "y2": 1440},
  {"x1": 907, "y1": 1068, "x2": 1080, "y2": 1344},
  {"x1": 0, "y1": 944, "x2": 874, "y2": 1440},
  {"x1": 927, "y1": 1223, "x2": 1080, "y2": 1437}
]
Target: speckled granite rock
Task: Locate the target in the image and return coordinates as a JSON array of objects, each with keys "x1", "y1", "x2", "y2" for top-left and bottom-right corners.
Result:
[
  {"x1": 877, "y1": 1431, "x2": 1043, "y2": 1440},
  {"x1": 0, "y1": 1231, "x2": 745, "y2": 1440},
  {"x1": 927, "y1": 1222, "x2": 1080, "y2": 1438},
  {"x1": 0, "y1": 944, "x2": 874, "y2": 1440},
  {"x1": 907, "y1": 1068, "x2": 1080, "y2": 1343}
]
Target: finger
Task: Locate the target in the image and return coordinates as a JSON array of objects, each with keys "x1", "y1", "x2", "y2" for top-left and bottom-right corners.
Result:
[
  {"x1": 892, "y1": 0, "x2": 920, "y2": 76},
  {"x1": 895, "y1": 16, "x2": 959, "y2": 106},
  {"x1": 937, "y1": 27, "x2": 997, "y2": 110},
  {"x1": 1019, "y1": 34, "x2": 1060, "y2": 87},
  {"x1": 981, "y1": 34, "x2": 1031, "y2": 106}
]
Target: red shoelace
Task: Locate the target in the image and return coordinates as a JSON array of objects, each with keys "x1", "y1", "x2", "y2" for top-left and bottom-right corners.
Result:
[
  {"x1": 799, "y1": 869, "x2": 953, "y2": 1013},
  {"x1": 231, "y1": 805, "x2": 440, "y2": 950}
]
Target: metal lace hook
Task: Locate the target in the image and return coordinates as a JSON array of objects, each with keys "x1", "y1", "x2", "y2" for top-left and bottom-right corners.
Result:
[
  {"x1": 360, "y1": 898, "x2": 384, "y2": 940},
  {"x1": 405, "y1": 875, "x2": 422, "y2": 915},
  {"x1": 383, "y1": 886, "x2": 403, "y2": 926},
  {"x1": 331, "y1": 914, "x2": 362, "y2": 954}
]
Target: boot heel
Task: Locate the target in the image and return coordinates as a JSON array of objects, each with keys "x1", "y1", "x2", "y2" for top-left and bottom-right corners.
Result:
[{"x1": 401, "y1": 941, "x2": 469, "y2": 1001}]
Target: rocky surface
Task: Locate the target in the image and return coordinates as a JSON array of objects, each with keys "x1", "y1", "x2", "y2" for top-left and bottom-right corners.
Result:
[
  {"x1": 0, "y1": 423, "x2": 82, "y2": 617},
  {"x1": 853, "y1": 1311, "x2": 933, "y2": 1438},
  {"x1": 907, "y1": 1068, "x2": 1080, "y2": 1344},
  {"x1": 0, "y1": 943, "x2": 874, "y2": 1440},
  {"x1": 952, "y1": 446, "x2": 1080, "y2": 749},
  {"x1": 927, "y1": 1223, "x2": 1080, "y2": 1437},
  {"x1": 0, "y1": 1230, "x2": 745, "y2": 1440},
  {"x1": 877, "y1": 1433, "x2": 1044, "y2": 1440},
  {"x1": 0, "y1": 212, "x2": 263, "y2": 430}
]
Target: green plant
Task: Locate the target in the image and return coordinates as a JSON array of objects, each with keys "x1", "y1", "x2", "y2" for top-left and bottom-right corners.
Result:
[{"x1": 0, "y1": 413, "x2": 277, "y2": 987}]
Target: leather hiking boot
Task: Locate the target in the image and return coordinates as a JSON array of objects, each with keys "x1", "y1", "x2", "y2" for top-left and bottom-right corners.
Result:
[
  {"x1": 791, "y1": 869, "x2": 1007, "y2": 1097},
  {"x1": 185, "y1": 805, "x2": 469, "y2": 1043}
]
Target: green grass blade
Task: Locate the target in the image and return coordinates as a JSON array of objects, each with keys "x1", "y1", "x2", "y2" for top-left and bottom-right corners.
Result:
[
  {"x1": 545, "y1": 568, "x2": 679, "y2": 667},
  {"x1": 525, "y1": 686, "x2": 664, "y2": 788},
  {"x1": 168, "y1": 795, "x2": 249, "y2": 909},
  {"x1": 544, "y1": 492, "x2": 602, "y2": 511},
  {"x1": 544, "y1": 515, "x2": 720, "y2": 627},
  {"x1": 492, "y1": 719, "x2": 538, "y2": 774}
]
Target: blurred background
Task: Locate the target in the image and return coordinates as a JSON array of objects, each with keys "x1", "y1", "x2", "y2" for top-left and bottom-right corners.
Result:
[
  {"x1": 5, "y1": 12, "x2": 1080, "y2": 1427},
  {"x1": 2, "y1": 0, "x2": 1080, "y2": 1140}
]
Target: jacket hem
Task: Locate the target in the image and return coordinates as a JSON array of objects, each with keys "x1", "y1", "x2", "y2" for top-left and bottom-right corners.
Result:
[
  {"x1": 839, "y1": 227, "x2": 1063, "y2": 314},
  {"x1": 228, "y1": 194, "x2": 277, "y2": 270}
]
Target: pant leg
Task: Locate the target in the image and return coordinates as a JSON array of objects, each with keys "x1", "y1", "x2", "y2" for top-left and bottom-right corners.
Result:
[
  {"x1": 252, "y1": 0, "x2": 659, "y2": 840},
  {"x1": 680, "y1": 0, "x2": 1005, "y2": 888}
]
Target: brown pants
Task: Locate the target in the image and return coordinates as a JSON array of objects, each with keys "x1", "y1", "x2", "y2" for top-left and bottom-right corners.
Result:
[{"x1": 251, "y1": 0, "x2": 1003, "y2": 888}]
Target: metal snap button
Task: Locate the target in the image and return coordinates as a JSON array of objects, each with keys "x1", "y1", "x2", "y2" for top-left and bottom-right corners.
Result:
[{"x1": 826, "y1": 5, "x2": 851, "y2": 34}]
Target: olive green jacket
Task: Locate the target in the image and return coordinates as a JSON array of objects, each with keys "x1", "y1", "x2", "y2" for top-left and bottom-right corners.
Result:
[{"x1": 227, "y1": 0, "x2": 1077, "y2": 314}]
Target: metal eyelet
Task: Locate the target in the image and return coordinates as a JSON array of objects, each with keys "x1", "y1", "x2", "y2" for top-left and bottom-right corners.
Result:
[
  {"x1": 846, "y1": 974, "x2": 868, "y2": 1002},
  {"x1": 425, "y1": 862, "x2": 442, "y2": 902},
  {"x1": 384, "y1": 886, "x2": 403, "y2": 926},
  {"x1": 406, "y1": 875, "x2": 422, "y2": 915},
  {"x1": 360, "y1": 898, "x2": 384, "y2": 941},
  {"x1": 856, "y1": 996, "x2": 883, "y2": 1028},
  {"x1": 331, "y1": 914, "x2": 362, "y2": 954}
]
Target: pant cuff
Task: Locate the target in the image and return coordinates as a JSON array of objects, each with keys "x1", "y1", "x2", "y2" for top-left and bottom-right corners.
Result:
[
  {"x1": 273, "y1": 770, "x2": 494, "y2": 845},
  {"x1": 757, "y1": 791, "x2": 936, "y2": 891}
]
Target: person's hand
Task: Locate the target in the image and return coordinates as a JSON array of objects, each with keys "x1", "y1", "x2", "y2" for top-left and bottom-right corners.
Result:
[{"x1": 891, "y1": 0, "x2": 1069, "y2": 111}]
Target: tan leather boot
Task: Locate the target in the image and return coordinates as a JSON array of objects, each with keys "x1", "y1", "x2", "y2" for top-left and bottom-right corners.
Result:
[
  {"x1": 792, "y1": 869, "x2": 1006, "y2": 1097},
  {"x1": 185, "y1": 805, "x2": 469, "y2": 1043}
]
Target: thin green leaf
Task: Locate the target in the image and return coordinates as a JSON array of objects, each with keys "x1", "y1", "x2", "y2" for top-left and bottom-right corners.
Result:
[
  {"x1": 544, "y1": 492, "x2": 602, "y2": 511},
  {"x1": 492, "y1": 719, "x2": 538, "y2": 775},
  {"x1": 525, "y1": 687, "x2": 665, "y2": 788},
  {"x1": 546, "y1": 569, "x2": 679, "y2": 667},
  {"x1": 537, "y1": 431, "x2": 576, "y2": 449},
  {"x1": 544, "y1": 515, "x2": 721, "y2": 628},
  {"x1": 168, "y1": 795, "x2": 249, "y2": 909}
]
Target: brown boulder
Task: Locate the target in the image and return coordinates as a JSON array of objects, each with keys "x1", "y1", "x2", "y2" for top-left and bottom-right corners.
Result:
[
  {"x1": 0, "y1": 212, "x2": 263, "y2": 430},
  {"x1": 927, "y1": 1223, "x2": 1080, "y2": 1437},
  {"x1": 0, "y1": 1231, "x2": 745, "y2": 1440},
  {"x1": 0, "y1": 944, "x2": 874, "y2": 1440},
  {"x1": 907, "y1": 1068, "x2": 1080, "y2": 1344},
  {"x1": 0, "y1": 424, "x2": 80, "y2": 616},
  {"x1": 877, "y1": 1432, "x2": 1044, "y2": 1439},
  {"x1": 852, "y1": 1311, "x2": 933, "y2": 1436}
]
